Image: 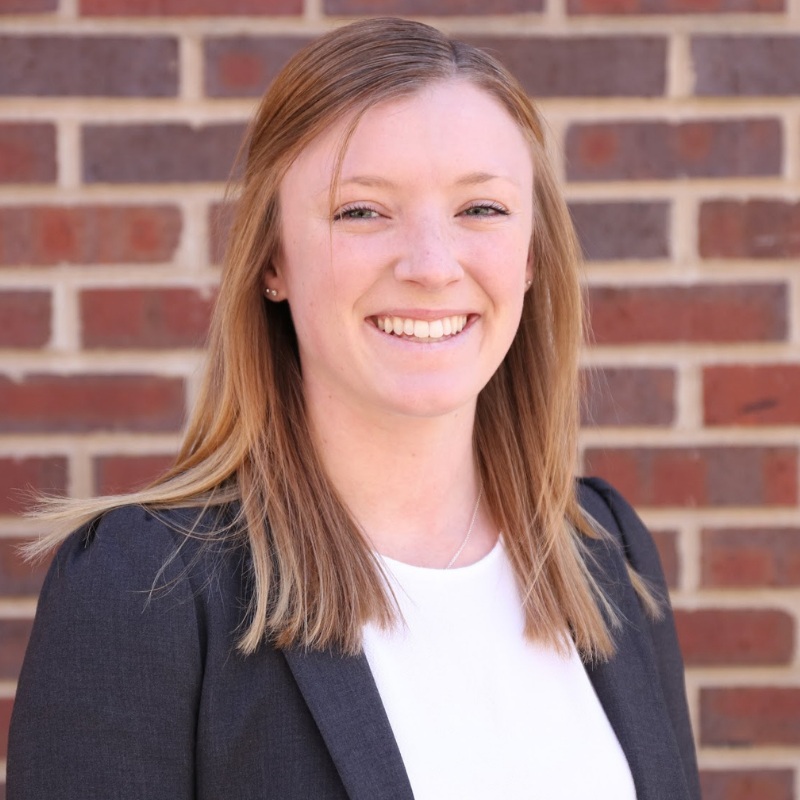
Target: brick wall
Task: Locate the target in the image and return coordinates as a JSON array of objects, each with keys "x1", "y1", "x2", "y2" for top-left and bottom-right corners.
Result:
[{"x1": 1, "y1": 0, "x2": 799, "y2": 796}]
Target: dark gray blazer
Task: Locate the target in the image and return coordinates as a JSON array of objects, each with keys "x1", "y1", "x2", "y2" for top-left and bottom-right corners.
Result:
[{"x1": 8, "y1": 477, "x2": 701, "y2": 800}]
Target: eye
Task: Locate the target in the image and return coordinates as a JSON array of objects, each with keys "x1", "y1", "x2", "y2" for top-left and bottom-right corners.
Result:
[
  {"x1": 333, "y1": 204, "x2": 380, "y2": 221},
  {"x1": 461, "y1": 202, "x2": 509, "y2": 218}
]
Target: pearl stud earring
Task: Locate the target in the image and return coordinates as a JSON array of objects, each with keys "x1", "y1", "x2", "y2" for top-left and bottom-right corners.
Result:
[
  {"x1": 265, "y1": 288, "x2": 278, "y2": 298},
  {"x1": 525, "y1": 279, "x2": 532, "y2": 289}
]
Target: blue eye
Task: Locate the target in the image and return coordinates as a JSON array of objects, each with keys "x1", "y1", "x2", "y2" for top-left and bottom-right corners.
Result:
[
  {"x1": 462, "y1": 202, "x2": 508, "y2": 217},
  {"x1": 334, "y1": 205, "x2": 379, "y2": 221}
]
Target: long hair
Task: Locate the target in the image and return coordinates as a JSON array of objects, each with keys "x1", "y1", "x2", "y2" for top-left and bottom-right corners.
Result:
[{"x1": 29, "y1": 18, "x2": 657, "y2": 660}]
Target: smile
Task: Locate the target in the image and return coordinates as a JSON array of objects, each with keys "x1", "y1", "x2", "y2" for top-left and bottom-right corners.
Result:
[{"x1": 374, "y1": 315, "x2": 468, "y2": 342}]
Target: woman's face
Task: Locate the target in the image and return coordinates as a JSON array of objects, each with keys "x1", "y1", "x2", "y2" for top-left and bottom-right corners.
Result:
[{"x1": 271, "y1": 79, "x2": 534, "y2": 421}]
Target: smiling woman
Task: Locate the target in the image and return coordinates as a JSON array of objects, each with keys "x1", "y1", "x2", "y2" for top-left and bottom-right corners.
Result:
[{"x1": 8, "y1": 17, "x2": 700, "y2": 800}]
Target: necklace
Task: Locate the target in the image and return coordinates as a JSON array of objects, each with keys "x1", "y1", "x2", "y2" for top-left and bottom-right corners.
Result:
[{"x1": 444, "y1": 488, "x2": 483, "y2": 570}]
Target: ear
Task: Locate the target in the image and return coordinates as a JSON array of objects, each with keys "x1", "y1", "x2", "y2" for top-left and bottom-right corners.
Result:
[{"x1": 262, "y1": 259, "x2": 284, "y2": 302}]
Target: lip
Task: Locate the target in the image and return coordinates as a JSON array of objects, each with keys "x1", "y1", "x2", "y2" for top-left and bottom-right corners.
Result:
[
  {"x1": 368, "y1": 309, "x2": 475, "y2": 322},
  {"x1": 366, "y1": 313, "x2": 478, "y2": 344}
]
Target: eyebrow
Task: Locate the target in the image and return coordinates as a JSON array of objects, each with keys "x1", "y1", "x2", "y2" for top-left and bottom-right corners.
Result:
[{"x1": 339, "y1": 171, "x2": 518, "y2": 189}]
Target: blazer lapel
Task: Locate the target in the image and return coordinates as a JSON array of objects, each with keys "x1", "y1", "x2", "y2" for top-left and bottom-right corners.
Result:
[
  {"x1": 580, "y1": 505, "x2": 692, "y2": 800},
  {"x1": 282, "y1": 646, "x2": 414, "y2": 800}
]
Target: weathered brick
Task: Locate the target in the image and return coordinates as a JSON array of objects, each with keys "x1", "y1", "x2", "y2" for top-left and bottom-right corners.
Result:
[
  {"x1": 0, "y1": 697, "x2": 12, "y2": 759},
  {"x1": 694, "y1": 36, "x2": 800, "y2": 96},
  {"x1": 0, "y1": 537, "x2": 50, "y2": 595},
  {"x1": 326, "y1": 0, "x2": 540, "y2": 14},
  {"x1": 0, "y1": 618, "x2": 32, "y2": 679},
  {"x1": 0, "y1": 291, "x2": 50, "y2": 348},
  {"x1": 81, "y1": 288, "x2": 215, "y2": 349},
  {"x1": 582, "y1": 366, "x2": 675, "y2": 426},
  {"x1": 699, "y1": 200, "x2": 800, "y2": 259},
  {"x1": 566, "y1": 119, "x2": 781, "y2": 181},
  {"x1": 701, "y1": 687, "x2": 800, "y2": 746},
  {"x1": 0, "y1": 375, "x2": 185, "y2": 433},
  {"x1": 0, "y1": 123, "x2": 56, "y2": 184},
  {"x1": 674, "y1": 608, "x2": 793, "y2": 666},
  {"x1": 0, "y1": 205, "x2": 182, "y2": 266},
  {"x1": 0, "y1": 457, "x2": 67, "y2": 515},
  {"x1": 568, "y1": 0, "x2": 783, "y2": 12},
  {"x1": 705, "y1": 365, "x2": 800, "y2": 426},
  {"x1": 569, "y1": 201, "x2": 670, "y2": 261},
  {"x1": 702, "y1": 528, "x2": 800, "y2": 587},
  {"x1": 589, "y1": 284, "x2": 786, "y2": 344},
  {"x1": 584, "y1": 446, "x2": 798, "y2": 507},
  {"x1": 0, "y1": 0, "x2": 58, "y2": 10},
  {"x1": 205, "y1": 36, "x2": 314, "y2": 97},
  {"x1": 652, "y1": 530, "x2": 679, "y2": 588},
  {"x1": 81, "y1": 0, "x2": 302, "y2": 13},
  {"x1": 0, "y1": 36, "x2": 177, "y2": 97},
  {"x1": 83, "y1": 123, "x2": 245, "y2": 184},
  {"x1": 700, "y1": 770, "x2": 794, "y2": 800},
  {"x1": 93, "y1": 454, "x2": 175, "y2": 495},
  {"x1": 462, "y1": 37, "x2": 666, "y2": 97}
]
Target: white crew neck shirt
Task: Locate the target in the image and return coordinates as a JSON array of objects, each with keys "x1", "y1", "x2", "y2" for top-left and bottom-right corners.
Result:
[{"x1": 362, "y1": 538, "x2": 637, "y2": 800}]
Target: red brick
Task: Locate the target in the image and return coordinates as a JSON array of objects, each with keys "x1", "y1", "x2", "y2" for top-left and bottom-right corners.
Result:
[
  {"x1": 584, "y1": 446, "x2": 798, "y2": 507},
  {"x1": 569, "y1": 0, "x2": 782, "y2": 11},
  {"x1": 0, "y1": 619, "x2": 32, "y2": 679},
  {"x1": 581, "y1": 366, "x2": 675, "y2": 426},
  {"x1": 566, "y1": 119, "x2": 781, "y2": 181},
  {"x1": 0, "y1": 375, "x2": 185, "y2": 433},
  {"x1": 461, "y1": 37, "x2": 665, "y2": 97},
  {"x1": 705, "y1": 365, "x2": 800, "y2": 426},
  {"x1": 674, "y1": 608, "x2": 793, "y2": 666},
  {"x1": 702, "y1": 528, "x2": 800, "y2": 588},
  {"x1": 699, "y1": 200, "x2": 800, "y2": 259},
  {"x1": 81, "y1": 288, "x2": 215, "y2": 349},
  {"x1": 0, "y1": 205, "x2": 181, "y2": 266},
  {"x1": 83, "y1": 123, "x2": 245, "y2": 184},
  {"x1": 589, "y1": 284, "x2": 786, "y2": 344},
  {"x1": 569, "y1": 201, "x2": 670, "y2": 261},
  {"x1": 694, "y1": 36, "x2": 800, "y2": 96},
  {"x1": 0, "y1": 457, "x2": 67, "y2": 515},
  {"x1": 652, "y1": 530, "x2": 679, "y2": 588},
  {"x1": 93, "y1": 454, "x2": 175, "y2": 495},
  {"x1": 327, "y1": 0, "x2": 540, "y2": 13},
  {"x1": 205, "y1": 36, "x2": 314, "y2": 97},
  {"x1": 0, "y1": 36, "x2": 177, "y2": 97},
  {"x1": 0, "y1": 123, "x2": 56, "y2": 183},
  {"x1": 0, "y1": 537, "x2": 51, "y2": 595},
  {"x1": 0, "y1": 291, "x2": 50, "y2": 348},
  {"x1": 81, "y1": 0, "x2": 301, "y2": 13},
  {"x1": 0, "y1": 0, "x2": 57, "y2": 10},
  {"x1": 700, "y1": 770, "x2": 794, "y2": 800},
  {"x1": 701, "y1": 687, "x2": 800, "y2": 746},
  {"x1": 0, "y1": 697, "x2": 12, "y2": 759}
]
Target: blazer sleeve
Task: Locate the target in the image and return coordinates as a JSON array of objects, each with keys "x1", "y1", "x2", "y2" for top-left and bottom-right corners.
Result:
[
  {"x1": 7, "y1": 506, "x2": 204, "y2": 800},
  {"x1": 581, "y1": 476, "x2": 702, "y2": 800}
]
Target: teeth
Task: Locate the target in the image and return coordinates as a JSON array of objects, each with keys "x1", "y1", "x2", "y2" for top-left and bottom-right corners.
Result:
[{"x1": 378, "y1": 315, "x2": 468, "y2": 340}]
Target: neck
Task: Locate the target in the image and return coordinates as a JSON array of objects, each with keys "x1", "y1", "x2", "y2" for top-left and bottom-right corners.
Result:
[{"x1": 305, "y1": 386, "x2": 495, "y2": 568}]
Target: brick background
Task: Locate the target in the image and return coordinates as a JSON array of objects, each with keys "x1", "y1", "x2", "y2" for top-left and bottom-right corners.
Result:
[{"x1": 1, "y1": 1, "x2": 799, "y2": 796}]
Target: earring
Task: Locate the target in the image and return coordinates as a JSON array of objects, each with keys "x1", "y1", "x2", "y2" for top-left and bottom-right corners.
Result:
[
  {"x1": 264, "y1": 287, "x2": 278, "y2": 298},
  {"x1": 525, "y1": 279, "x2": 532, "y2": 289}
]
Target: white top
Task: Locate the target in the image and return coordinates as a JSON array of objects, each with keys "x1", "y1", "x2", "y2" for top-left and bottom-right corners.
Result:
[{"x1": 362, "y1": 538, "x2": 637, "y2": 800}]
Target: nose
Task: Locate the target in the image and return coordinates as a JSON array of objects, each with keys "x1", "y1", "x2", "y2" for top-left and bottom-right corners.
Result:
[{"x1": 393, "y1": 215, "x2": 464, "y2": 290}]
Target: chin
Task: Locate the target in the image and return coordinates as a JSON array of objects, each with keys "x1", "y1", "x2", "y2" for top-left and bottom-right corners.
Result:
[{"x1": 372, "y1": 380, "x2": 479, "y2": 420}]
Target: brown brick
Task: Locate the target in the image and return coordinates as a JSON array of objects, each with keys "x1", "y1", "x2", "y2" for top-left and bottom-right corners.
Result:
[
  {"x1": 568, "y1": 0, "x2": 783, "y2": 11},
  {"x1": 584, "y1": 446, "x2": 798, "y2": 507},
  {"x1": 694, "y1": 36, "x2": 800, "y2": 96},
  {"x1": 700, "y1": 770, "x2": 794, "y2": 800},
  {"x1": 0, "y1": 291, "x2": 50, "y2": 348},
  {"x1": 0, "y1": 619, "x2": 32, "y2": 680},
  {"x1": 0, "y1": 0, "x2": 57, "y2": 10},
  {"x1": 93, "y1": 454, "x2": 175, "y2": 495},
  {"x1": 0, "y1": 537, "x2": 51, "y2": 595},
  {"x1": 83, "y1": 123, "x2": 244, "y2": 184},
  {"x1": 0, "y1": 123, "x2": 56, "y2": 183},
  {"x1": 674, "y1": 608, "x2": 793, "y2": 666},
  {"x1": 81, "y1": 288, "x2": 215, "y2": 349},
  {"x1": 582, "y1": 366, "x2": 675, "y2": 426},
  {"x1": 699, "y1": 200, "x2": 800, "y2": 259},
  {"x1": 589, "y1": 284, "x2": 786, "y2": 344},
  {"x1": 326, "y1": 0, "x2": 541, "y2": 13},
  {"x1": 0, "y1": 457, "x2": 67, "y2": 515},
  {"x1": 0, "y1": 375, "x2": 185, "y2": 433},
  {"x1": 652, "y1": 529, "x2": 679, "y2": 588},
  {"x1": 0, "y1": 36, "x2": 177, "y2": 97},
  {"x1": 0, "y1": 205, "x2": 181, "y2": 266},
  {"x1": 81, "y1": 0, "x2": 301, "y2": 13},
  {"x1": 705, "y1": 365, "x2": 800, "y2": 426},
  {"x1": 702, "y1": 528, "x2": 800, "y2": 588},
  {"x1": 569, "y1": 201, "x2": 669, "y2": 261},
  {"x1": 566, "y1": 119, "x2": 781, "y2": 181},
  {"x1": 205, "y1": 36, "x2": 314, "y2": 97},
  {"x1": 461, "y1": 37, "x2": 665, "y2": 97},
  {"x1": 209, "y1": 201, "x2": 235, "y2": 265},
  {"x1": 0, "y1": 697, "x2": 12, "y2": 760},
  {"x1": 701, "y1": 687, "x2": 800, "y2": 746}
]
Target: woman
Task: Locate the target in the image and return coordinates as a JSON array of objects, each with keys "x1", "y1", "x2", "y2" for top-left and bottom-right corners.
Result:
[{"x1": 8, "y1": 17, "x2": 700, "y2": 800}]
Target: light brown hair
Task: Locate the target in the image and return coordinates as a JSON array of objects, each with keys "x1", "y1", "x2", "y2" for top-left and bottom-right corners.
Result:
[{"x1": 31, "y1": 17, "x2": 657, "y2": 660}]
